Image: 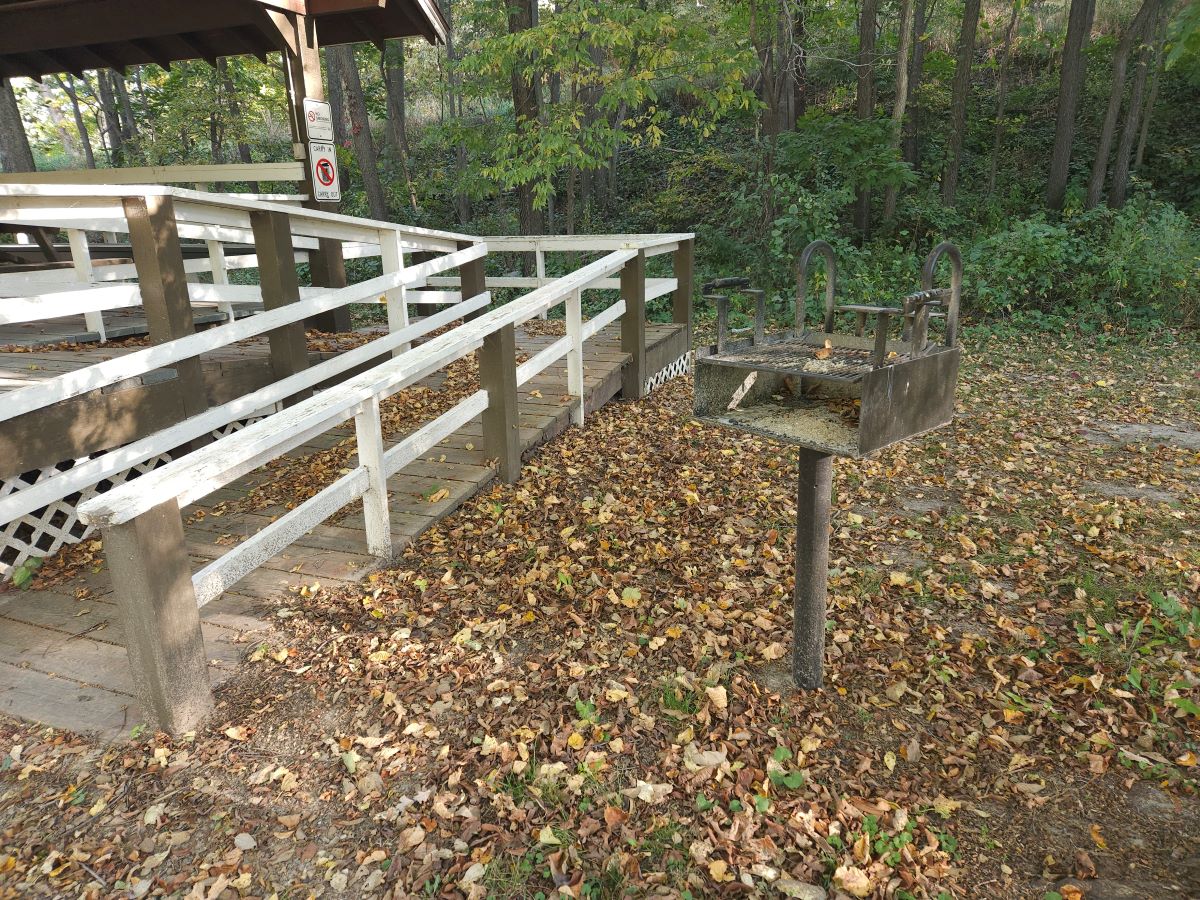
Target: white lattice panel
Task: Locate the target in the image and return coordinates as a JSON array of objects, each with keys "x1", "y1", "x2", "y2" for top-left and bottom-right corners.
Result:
[
  {"x1": 0, "y1": 414, "x2": 268, "y2": 581},
  {"x1": 645, "y1": 350, "x2": 693, "y2": 394}
]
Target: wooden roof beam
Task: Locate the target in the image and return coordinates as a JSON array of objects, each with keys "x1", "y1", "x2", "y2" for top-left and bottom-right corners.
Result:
[
  {"x1": 127, "y1": 37, "x2": 175, "y2": 70},
  {"x1": 175, "y1": 32, "x2": 221, "y2": 67},
  {"x1": 82, "y1": 44, "x2": 129, "y2": 73}
]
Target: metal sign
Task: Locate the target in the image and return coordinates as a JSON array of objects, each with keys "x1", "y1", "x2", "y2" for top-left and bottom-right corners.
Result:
[
  {"x1": 302, "y1": 98, "x2": 334, "y2": 142},
  {"x1": 308, "y1": 142, "x2": 341, "y2": 202}
]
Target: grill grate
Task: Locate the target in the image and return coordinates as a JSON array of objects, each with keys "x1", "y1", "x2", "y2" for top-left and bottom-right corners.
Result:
[{"x1": 713, "y1": 341, "x2": 904, "y2": 383}]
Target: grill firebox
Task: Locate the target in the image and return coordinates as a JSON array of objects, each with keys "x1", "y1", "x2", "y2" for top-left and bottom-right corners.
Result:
[
  {"x1": 693, "y1": 241, "x2": 963, "y2": 689},
  {"x1": 695, "y1": 242, "x2": 962, "y2": 458}
]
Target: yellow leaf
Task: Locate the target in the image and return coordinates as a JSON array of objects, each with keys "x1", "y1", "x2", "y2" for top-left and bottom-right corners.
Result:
[
  {"x1": 567, "y1": 732, "x2": 585, "y2": 750},
  {"x1": 1090, "y1": 823, "x2": 1108, "y2": 850},
  {"x1": 428, "y1": 488, "x2": 449, "y2": 504},
  {"x1": 537, "y1": 825, "x2": 561, "y2": 845},
  {"x1": 884, "y1": 751, "x2": 896, "y2": 772},
  {"x1": 1177, "y1": 751, "x2": 1197, "y2": 767},
  {"x1": 225, "y1": 725, "x2": 250, "y2": 741},
  {"x1": 708, "y1": 859, "x2": 734, "y2": 882}
]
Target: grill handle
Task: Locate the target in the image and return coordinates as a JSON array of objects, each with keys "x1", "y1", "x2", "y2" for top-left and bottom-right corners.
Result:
[
  {"x1": 921, "y1": 242, "x2": 962, "y2": 348},
  {"x1": 796, "y1": 240, "x2": 837, "y2": 334}
]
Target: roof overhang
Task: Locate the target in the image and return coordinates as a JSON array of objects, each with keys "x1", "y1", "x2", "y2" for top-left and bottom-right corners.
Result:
[{"x1": 0, "y1": 0, "x2": 447, "y2": 81}]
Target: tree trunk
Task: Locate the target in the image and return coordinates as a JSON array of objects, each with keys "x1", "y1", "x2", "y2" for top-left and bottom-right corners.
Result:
[
  {"x1": 382, "y1": 39, "x2": 411, "y2": 157},
  {"x1": 1046, "y1": 0, "x2": 1096, "y2": 211},
  {"x1": 1109, "y1": 1, "x2": 1159, "y2": 208},
  {"x1": 854, "y1": 0, "x2": 879, "y2": 237},
  {"x1": 941, "y1": 0, "x2": 981, "y2": 207},
  {"x1": 902, "y1": 0, "x2": 928, "y2": 170},
  {"x1": 1134, "y1": 15, "x2": 1166, "y2": 170},
  {"x1": 56, "y1": 76, "x2": 96, "y2": 169},
  {"x1": 509, "y1": 0, "x2": 543, "y2": 235},
  {"x1": 218, "y1": 58, "x2": 257, "y2": 190},
  {"x1": 327, "y1": 44, "x2": 388, "y2": 221},
  {"x1": 326, "y1": 54, "x2": 350, "y2": 145},
  {"x1": 0, "y1": 78, "x2": 34, "y2": 172},
  {"x1": 113, "y1": 72, "x2": 137, "y2": 161},
  {"x1": 882, "y1": 0, "x2": 916, "y2": 221},
  {"x1": 96, "y1": 70, "x2": 125, "y2": 165},
  {"x1": 1085, "y1": 0, "x2": 1156, "y2": 208},
  {"x1": 986, "y1": 1, "x2": 1021, "y2": 196}
]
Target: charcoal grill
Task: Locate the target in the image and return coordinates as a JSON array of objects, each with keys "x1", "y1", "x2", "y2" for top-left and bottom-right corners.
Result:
[{"x1": 694, "y1": 241, "x2": 963, "y2": 688}]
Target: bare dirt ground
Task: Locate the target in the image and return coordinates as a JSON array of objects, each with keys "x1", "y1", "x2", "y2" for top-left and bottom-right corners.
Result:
[{"x1": 1, "y1": 328, "x2": 1198, "y2": 899}]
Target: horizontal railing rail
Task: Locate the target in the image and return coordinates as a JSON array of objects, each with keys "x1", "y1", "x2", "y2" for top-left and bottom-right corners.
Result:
[
  {"x1": 78, "y1": 247, "x2": 637, "y2": 530},
  {"x1": 0, "y1": 244, "x2": 486, "y2": 422}
]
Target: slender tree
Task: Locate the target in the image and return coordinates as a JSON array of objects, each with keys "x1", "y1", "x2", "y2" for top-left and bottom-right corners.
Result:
[
  {"x1": 1046, "y1": 0, "x2": 1096, "y2": 211},
  {"x1": 901, "y1": 0, "x2": 929, "y2": 172},
  {"x1": 1086, "y1": 0, "x2": 1157, "y2": 208},
  {"x1": 1110, "y1": 1, "x2": 1161, "y2": 207},
  {"x1": 883, "y1": 0, "x2": 916, "y2": 221},
  {"x1": 1134, "y1": 10, "x2": 1169, "y2": 169},
  {"x1": 508, "y1": 0, "x2": 544, "y2": 235},
  {"x1": 327, "y1": 44, "x2": 388, "y2": 220},
  {"x1": 0, "y1": 78, "x2": 34, "y2": 172},
  {"x1": 95, "y1": 69, "x2": 125, "y2": 165},
  {"x1": 55, "y1": 75, "x2": 96, "y2": 169},
  {"x1": 854, "y1": 0, "x2": 879, "y2": 236},
  {"x1": 986, "y1": 1, "x2": 1022, "y2": 196},
  {"x1": 941, "y1": 0, "x2": 981, "y2": 207}
]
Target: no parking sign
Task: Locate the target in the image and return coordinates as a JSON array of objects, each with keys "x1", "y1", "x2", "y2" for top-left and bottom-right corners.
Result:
[{"x1": 308, "y1": 141, "x2": 341, "y2": 202}]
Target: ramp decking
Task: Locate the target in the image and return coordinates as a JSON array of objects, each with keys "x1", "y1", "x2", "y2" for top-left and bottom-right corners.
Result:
[{"x1": 0, "y1": 322, "x2": 685, "y2": 740}]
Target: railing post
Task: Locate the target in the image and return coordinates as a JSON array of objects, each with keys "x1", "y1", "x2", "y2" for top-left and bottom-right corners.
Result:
[
  {"x1": 307, "y1": 238, "x2": 351, "y2": 333},
  {"x1": 66, "y1": 228, "x2": 106, "y2": 342},
  {"x1": 672, "y1": 237, "x2": 695, "y2": 347},
  {"x1": 122, "y1": 195, "x2": 206, "y2": 419},
  {"x1": 620, "y1": 249, "x2": 648, "y2": 400},
  {"x1": 354, "y1": 395, "x2": 392, "y2": 556},
  {"x1": 566, "y1": 288, "x2": 584, "y2": 426},
  {"x1": 479, "y1": 323, "x2": 521, "y2": 482},
  {"x1": 250, "y1": 209, "x2": 311, "y2": 402},
  {"x1": 379, "y1": 229, "x2": 410, "y2": 355},
  {"x1": 102, "y1": 499, "x2": 213, "y2": 733},
  {"x1": 458, "y1": 240, "x2": 488, "y2": 322},
  {"x1": 206, "y1": 239, "x2": 234, "y2": 322},
  {"x1": 535, "y1": 246, "x2": 548, "y2": 320}
]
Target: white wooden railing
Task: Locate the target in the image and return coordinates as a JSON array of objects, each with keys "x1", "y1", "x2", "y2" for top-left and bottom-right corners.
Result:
[{"x1": 0, "y1": 184, "x2": 472, "y2": 339}]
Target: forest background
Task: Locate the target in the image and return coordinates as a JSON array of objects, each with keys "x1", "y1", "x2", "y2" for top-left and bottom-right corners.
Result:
[{"x1": 2, "y1": 0, "x2": 1198, "y2": 331}]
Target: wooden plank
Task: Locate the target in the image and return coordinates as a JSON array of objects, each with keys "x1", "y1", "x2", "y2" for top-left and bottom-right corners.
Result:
[
  {"x1": 0, "y1": 661, "x2": 139, "y2": 739},
  {"x1": 0, "y1": 161, "x2": 306, "y2": 186}
]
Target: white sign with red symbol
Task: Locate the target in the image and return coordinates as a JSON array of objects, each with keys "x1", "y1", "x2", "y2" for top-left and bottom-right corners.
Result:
[
  {"x1": 308, "y1": 142, "x2": 341, "y2": 202},
  {"x1": 302, "y1": 98, "x2": 334, "y2": 141}
]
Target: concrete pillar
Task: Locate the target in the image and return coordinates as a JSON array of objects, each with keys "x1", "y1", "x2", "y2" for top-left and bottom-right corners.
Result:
[
  {"x1": 102, "y1": 499, "x2": 213, "y2": 733},
  {"x1": 793, "y1": 449, "x2": 833, "y2": 689}
]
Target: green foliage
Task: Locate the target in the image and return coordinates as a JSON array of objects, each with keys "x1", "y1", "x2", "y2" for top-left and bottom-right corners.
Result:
[{"x1": 966, "y1": 200, "x2": 1200, "y2": 324}]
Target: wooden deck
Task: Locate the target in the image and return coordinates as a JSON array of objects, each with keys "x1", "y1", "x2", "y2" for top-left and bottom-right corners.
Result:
[
  {"x1": 0, "y1": 306, "x2": 255, "y2": 348},
  {"x1": 0, "y1": 321, "x2": 686, "y2": 740}
]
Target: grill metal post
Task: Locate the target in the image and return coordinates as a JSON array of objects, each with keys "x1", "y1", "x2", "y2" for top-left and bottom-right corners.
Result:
[{"x1": 794, "y1": 448, "x2": 832, "y2": 689}]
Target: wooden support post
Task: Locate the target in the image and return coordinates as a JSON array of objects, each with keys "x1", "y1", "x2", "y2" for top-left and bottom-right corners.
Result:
[
  {"x1": 793, "y1": 449, "x2": 833, "y2": 689},
  {"x1": 479, "y1": 322, "x2": 521, "y2": 482},
  {"x1": 122, "y1": 195, "x2": 205, "y2": 419},
  {"x1": 458, "y1": 240, "x2": 488, "y2": 323},
  {"x1": 283, "y1": 10, "x2": 351, "y2": 334},
  {"x1": 379, "y1": 229, "x2": 409, "y2": 355},
  {"x1": 67, "y1": 228, "x2": 106, "y2": 342},
  {"x1": 102, "y1": 499, "x2": 213, "y2": 733},
  {"x1": 206, "y1": 239, "x2": 234, "y2": 322},
  {"x1": 565, "y1": 288, "x2": 584, "y2": 426},
  {"x1": 620, "y1": 249, "x2": 647, "y2": 400},
  {"x1": 672, "y1": 237, "x2": 694, "y2": 347},
  {"x1": 250, "y1": 209, "x2": 310, "y2": 399},
  {"x1": 354, "y1": 395, "x2": 392, "y2": 556}
]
